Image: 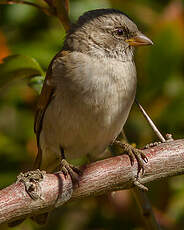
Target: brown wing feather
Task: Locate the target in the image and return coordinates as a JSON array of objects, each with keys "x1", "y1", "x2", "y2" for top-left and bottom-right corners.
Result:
[
  {"x1": 33, "y1": 50, "x2": 69, "y2": 169},
  {"x1": 34, "y1": 66, "x2": 54, "y2": 137}
]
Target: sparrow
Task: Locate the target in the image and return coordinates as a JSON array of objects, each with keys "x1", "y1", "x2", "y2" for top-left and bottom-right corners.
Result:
[{"x1": 34, "y1": 8, "x2": 153, "y2": 181}]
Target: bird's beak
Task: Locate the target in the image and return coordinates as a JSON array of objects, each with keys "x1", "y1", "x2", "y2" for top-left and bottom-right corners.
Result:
[{"x1": 125, "y1": 33, "x2": 153, "y2": 47}]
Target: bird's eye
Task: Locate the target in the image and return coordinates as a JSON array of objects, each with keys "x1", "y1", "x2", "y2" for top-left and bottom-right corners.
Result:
[{"x1": 116, "y1": 29, "x2": 124, "y2": 36}]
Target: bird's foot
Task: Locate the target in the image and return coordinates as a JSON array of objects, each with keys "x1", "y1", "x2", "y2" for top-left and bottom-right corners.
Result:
[
  {"x1": 60, "y1": 159, "x2": 82, "y2": 183},
  {"x1": 111, "y1": 141, "x2": 148, "y2": 176}
]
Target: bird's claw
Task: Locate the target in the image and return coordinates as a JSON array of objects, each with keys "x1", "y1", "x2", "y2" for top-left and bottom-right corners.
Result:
[
  {"x1": 60, "y1": 159, "x2": 82, "y2": 184},
  {"x1": 123, "y1": 143, "x2": 148, "y2": 176},
  {"x1": 112, "y1": 141, "x2": 148, "y2": 176}
]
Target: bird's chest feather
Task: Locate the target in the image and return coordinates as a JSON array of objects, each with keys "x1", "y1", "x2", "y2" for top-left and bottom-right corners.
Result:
[
  {"x1": 42, "y1": 57, "x2": 137, "y2": 157},
  {"x1": 65, "y1": 58, "x2": 137, "y2": 128}
]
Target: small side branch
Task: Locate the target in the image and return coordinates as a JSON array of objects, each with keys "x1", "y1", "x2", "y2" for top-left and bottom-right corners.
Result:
[
  {"x1": 0, "y1": 1, "x2": 52, "y2": 15},
  {"x1": 0, "y1": 139, "x2": 184, "y2": 224}
]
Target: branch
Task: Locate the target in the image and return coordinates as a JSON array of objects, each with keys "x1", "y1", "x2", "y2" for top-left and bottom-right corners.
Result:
[
  {"x1": 134, "y1": 100, "x2": 165, "y2": 229},
  {"x1": 0, "y1": 139, "x2": 184, "y2": 224},
  {"x1": 0, "y1": 0, "x2": 71, "y2": 27},
  {"x1": 51, "y1": 0, "x2": 71, "y2": 31},
  {"x1": 0, "y1": 1, "x2": 52, "y2": 16},
  {"x1": 132, "y1": 189, "x2": 162, "y2": 230}
]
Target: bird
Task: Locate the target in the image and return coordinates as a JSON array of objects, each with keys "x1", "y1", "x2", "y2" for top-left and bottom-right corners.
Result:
[
  {"x1": 29, "y1": 8, "x2": 154, "y2": 225},
  {"x1": 34, "y1": 8, "x2": 153, "y2": 186},
  {"x1": 8, "y1": 8, "x2": 154, "y2": 227}
]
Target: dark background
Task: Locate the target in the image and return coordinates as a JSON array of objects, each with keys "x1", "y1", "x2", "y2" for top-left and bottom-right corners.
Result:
[{"x1": 0, "y1": 0, "x2": 184, "y2": 229}]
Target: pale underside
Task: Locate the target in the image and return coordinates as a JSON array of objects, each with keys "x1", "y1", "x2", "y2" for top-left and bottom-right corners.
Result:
[{"x1": 39, "y1": 52, "x2": 137, "y2": 171}]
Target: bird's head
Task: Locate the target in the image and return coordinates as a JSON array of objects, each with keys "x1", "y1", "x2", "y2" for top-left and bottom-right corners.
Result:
[{"x1": 65, "y1": 9, "x2": 153, "y2": 61}]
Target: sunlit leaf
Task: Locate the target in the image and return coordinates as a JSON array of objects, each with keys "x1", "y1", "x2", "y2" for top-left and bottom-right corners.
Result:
[{"x1": 0, "y1": 54, "x2": 44, "y2": 87}]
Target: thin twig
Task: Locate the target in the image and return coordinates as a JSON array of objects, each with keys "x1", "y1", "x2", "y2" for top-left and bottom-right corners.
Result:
[
  {"x1": 0, "y1": 0, "x2": 52, "y2": 16},
  {"x1": 133, "y1": 189, "x2": 162, "y2": 230},
  {"x1": 135, "y1": 99, "x2": 166, "y2": 142},
  {"x1": 64, "y1": 0, "x2": 69, "y2": 13},
  {"x1": 0, "y1": 0, "x2": 40, "y2": 7},
  {"x1": 54, "y1": 0, "x2": 71, "y2": 31},
  {"x1": 133, "y1": 98, "x2": 165, "y2": 230}
]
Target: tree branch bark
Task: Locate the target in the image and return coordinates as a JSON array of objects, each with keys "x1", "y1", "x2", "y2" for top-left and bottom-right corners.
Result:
[{"x1": 0, "y1": 139, "x2": 184, "y2": 225}]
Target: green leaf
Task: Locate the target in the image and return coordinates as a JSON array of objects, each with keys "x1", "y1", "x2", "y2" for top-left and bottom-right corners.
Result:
[
  {"x1": 28, "y1": 76, "x2": 44, "y2": 94},
  {"x1": 0, "y1": 55, "x2": 44, "y2": 87}
]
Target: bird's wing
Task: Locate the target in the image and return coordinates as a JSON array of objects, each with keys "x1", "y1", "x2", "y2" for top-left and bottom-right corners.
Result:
[{"x1": 33, "y1": 50, "x2": 69, "y2": 169}]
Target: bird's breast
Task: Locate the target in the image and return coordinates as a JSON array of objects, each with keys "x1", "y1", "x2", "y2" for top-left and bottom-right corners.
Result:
[
  {"x1": 41, "y1": 55, "x2": 137, "y2": 159},
  {"x1": 69, "y1": 58, "x2": 137, "y2": 127}
]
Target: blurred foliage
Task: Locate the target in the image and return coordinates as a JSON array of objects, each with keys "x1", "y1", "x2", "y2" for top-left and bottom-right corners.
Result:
[
  {"x1": 0, "y1": 0, "x2": 184, "y2": 229},
  {"x1": 0, "y1": 54, "x2": 44, "y2": 87}
]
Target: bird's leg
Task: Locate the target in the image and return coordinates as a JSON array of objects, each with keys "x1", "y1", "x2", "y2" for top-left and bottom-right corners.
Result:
[
  {"x1": 109, "y1": 140, "x2": 148, "y2": 176},
  {"x1": 59, "y1": 147, "x2": 82, "y2": 183}
]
